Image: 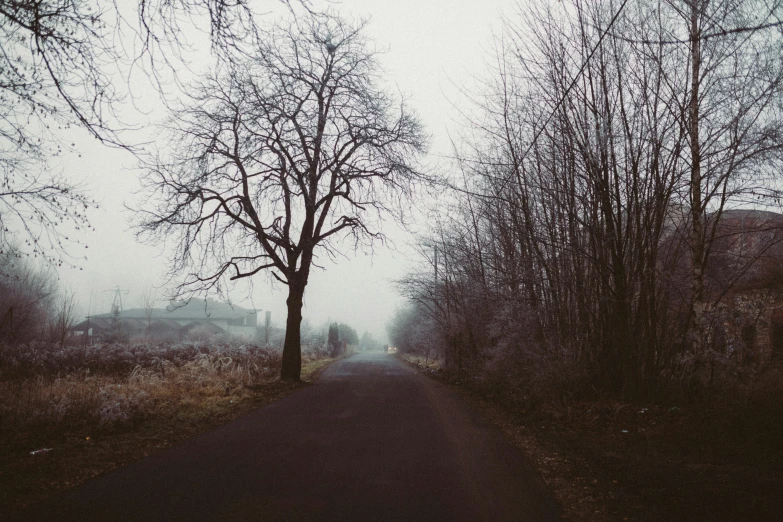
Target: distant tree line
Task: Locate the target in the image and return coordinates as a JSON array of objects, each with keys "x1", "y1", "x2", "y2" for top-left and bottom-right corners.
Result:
[
  {"x1": 393, "y1": 0, "x2": 783, "y2": 402},
  {"x1": 326, "y1": 322, "x2": 359, "y2": 356}
]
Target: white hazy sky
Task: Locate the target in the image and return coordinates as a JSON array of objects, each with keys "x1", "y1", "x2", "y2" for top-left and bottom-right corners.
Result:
[{"x1": 53, "y1": 0, "x2": 515, "y2": 342}]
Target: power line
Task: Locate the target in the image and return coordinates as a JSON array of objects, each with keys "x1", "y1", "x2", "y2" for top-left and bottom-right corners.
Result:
[
  {"x1": 520, "y1": 3, "x2": 782, "y2": 161},
  {"x1": 447, "y1": 2, "x2": 781, "y2": 202},
  {"x1": 487, "y1": 3, "x2": 779, "y2": 200}
]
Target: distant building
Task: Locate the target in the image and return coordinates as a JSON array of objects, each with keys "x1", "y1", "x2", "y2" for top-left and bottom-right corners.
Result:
[{"x1": 72, "y1": 299, "x2": 258, "y2": 343}]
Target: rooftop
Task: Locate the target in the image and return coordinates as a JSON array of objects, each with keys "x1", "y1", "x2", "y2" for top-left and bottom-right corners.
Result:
[{"x1": 92, "y1": 299, "x2": 257, "y2": 321}]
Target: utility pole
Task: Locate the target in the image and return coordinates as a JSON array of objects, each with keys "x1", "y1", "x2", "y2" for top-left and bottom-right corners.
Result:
[{"x1": 688, "y1": 0, "x2": 706, "y2": 357}]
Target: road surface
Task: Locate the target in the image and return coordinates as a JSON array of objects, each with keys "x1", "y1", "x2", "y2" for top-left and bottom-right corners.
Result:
[{"x1": 15, "y1": 353, "x2": 560, "y2": 521}]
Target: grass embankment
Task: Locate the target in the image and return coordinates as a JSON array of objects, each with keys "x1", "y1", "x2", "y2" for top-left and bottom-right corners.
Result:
[
  {"x1": 399, "y1": 352, "x2": 783, "y2": 522},
  {"x1": 0, "y1": 342, "x2": 336, "y2": 513}
]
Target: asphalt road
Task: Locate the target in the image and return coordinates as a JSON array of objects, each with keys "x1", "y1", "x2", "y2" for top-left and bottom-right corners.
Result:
[{"x1": 16, "y1": 353, "x2": 560, "y2": 521}]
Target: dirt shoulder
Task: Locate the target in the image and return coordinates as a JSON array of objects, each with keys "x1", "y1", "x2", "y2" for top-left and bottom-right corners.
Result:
[
  {"x1": 0, "y1": 357, "x2": 336, "y2": 514},
  {"x1": 400, "y1": 354, "x2": 783, "y2": 522}
]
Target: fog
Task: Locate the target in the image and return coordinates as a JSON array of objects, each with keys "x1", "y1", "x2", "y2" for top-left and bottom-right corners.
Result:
[
  {"x1": 46, "y1": 0, "x2": 512, "y2": 343},
  {"x1": 6, "y1": 2, "x2": 783, "y2": 519}
]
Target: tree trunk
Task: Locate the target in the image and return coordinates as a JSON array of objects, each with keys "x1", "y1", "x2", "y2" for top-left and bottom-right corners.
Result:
[
  {"x1": 281, "y1": 279, "x2": 306, "y2": 381},
  {"x1": 688, "y1": 0, "x2": 706, "y2": 355}
]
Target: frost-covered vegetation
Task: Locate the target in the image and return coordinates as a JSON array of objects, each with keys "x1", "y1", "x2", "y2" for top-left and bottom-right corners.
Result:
[
  {"x1": 0, "y1": 250, "x2": 348, "y2": 512},
  {"x1": 0, "y1": 254, "x2": 347, "y2": 440},
  {"x1": 0, "y1": 340, "x2": 288, "y2": 433},
  {"x1": 0, "y1": 253, "x2": 338, "y2": 434}
]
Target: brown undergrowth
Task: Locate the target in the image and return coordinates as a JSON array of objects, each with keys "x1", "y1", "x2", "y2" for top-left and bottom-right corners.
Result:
[
  {"x1": 400, "y1": 352, "x2": 783, "y2": 522},
  {"x1": 0, "y1": 341, "x2": 336, "y2": 513}
]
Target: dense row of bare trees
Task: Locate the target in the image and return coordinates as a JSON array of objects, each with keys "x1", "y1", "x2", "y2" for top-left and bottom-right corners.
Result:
[{"x1": 394, "y1": 0, "x2": 783, "y2": 400}]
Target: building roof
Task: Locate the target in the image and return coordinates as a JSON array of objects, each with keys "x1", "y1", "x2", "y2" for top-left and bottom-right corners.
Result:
[
  {"x1": 148, "y1": 319, "x2": 182, "y2": 331},
  {"x1": 91, "y1": 299, "x2": 257, "y2": 321}
]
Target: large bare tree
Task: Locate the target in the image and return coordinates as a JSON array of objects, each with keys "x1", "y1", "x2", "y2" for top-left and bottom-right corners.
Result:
[{"x1": 137, "y1": 13, "x2": 426, "y2": 380}]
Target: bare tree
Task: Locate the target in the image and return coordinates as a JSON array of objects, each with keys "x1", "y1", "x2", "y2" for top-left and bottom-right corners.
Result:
[
  {"x1": 671, "y1": 0, "x2": 783, "y2": 353},
  {"x1": 0, "y1": 0, "x2": 112, "y2": 263},
  {"x1": 137, "y1": 13, "x2": 426, "y2": 380}
]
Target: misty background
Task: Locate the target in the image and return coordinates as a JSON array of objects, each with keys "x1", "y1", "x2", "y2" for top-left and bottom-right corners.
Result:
[{"x1": 45, "y1": 0, "x2": 511, "y2": 342}]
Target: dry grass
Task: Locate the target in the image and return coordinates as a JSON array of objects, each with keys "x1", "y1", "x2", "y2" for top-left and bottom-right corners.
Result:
[
  {"x1": 0, "y1": 340, "x2": 336, "y2": 513},
  {"x1": 1, "y1": 342, "x2": 281, "y2": 437}
]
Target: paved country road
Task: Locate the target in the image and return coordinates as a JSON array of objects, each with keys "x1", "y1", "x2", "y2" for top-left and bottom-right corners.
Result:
[{"x1": 14, "y1": 353, "x2": 560, "y2": 521}]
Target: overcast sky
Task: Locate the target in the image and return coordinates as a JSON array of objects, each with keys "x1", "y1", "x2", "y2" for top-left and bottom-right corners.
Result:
[{"x1": 53, "y1": 0, "x2": 514, "y2": 342}]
